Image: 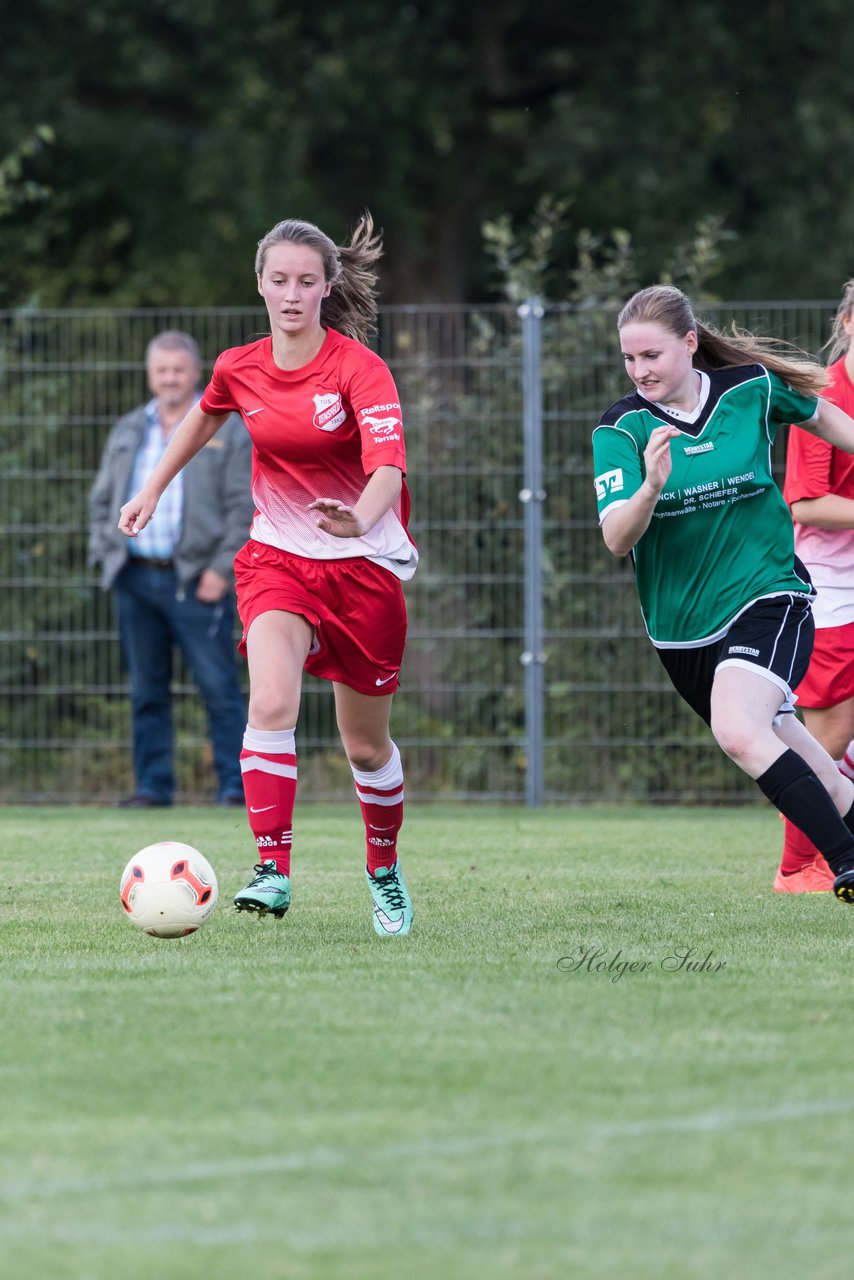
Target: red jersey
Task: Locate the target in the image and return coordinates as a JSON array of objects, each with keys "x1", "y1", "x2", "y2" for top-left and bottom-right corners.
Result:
[
  {"x1": 784, "y1": 357, "x2": 854, "y2": 627},
  {"x1": 200, "y1": 328, "x2": 417, "y2": 579}
]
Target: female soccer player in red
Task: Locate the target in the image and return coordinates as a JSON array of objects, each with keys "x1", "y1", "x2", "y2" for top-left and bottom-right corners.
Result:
[
  {"x1": 777, "y1": 280, "x2": 854, "y2": 891},
  {"x1": 119, "y1": 214, "x2": 416, "y2": 936}
]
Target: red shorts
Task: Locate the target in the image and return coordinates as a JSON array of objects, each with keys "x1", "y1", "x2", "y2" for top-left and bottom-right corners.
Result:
[
  {"x1": 233, "y1": 539, "x2": 407, "y2": 696},
  {"x1": 794, "y1": 618, "x2": 854, "y2": 708}
]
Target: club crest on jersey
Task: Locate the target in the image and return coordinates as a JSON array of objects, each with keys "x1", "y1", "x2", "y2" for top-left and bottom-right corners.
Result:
[{"x1": 313, "y1": 392, "x2": 346, "y2": 432}]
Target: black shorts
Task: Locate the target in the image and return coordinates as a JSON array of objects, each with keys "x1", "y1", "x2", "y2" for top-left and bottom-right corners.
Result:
[{"x1": 656, "y1": 594, "x2": 815, "y2": 726}]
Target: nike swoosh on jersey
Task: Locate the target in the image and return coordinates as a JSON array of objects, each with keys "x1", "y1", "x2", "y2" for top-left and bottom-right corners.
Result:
[
  {"x1": 244, "y1": 407, "x2": 265, "y2": 416},
  {"x1": 375, "y1": 673, "x2": 398, "y2": 686},
  {"x1": 374, "y1": 907, "x2": 405, "y2": 934}
]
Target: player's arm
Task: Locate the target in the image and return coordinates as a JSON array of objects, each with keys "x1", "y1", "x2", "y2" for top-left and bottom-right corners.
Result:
[
  {"x1": 796, "y1": 398, "x2": 854, "y2": 454},
  {"x1": 309, "y1": 465, "x2": 403, "y2": 538},
  {"x1": 600, "y1": 425, "x2": 680, "y2": 557},
  {"x1": 790, "y1": 494, "x2": 854, "y2": 529},
  {"x1": 788, "y1": 401, "x2": 854, "y2": 527},
  {"x1": 118, "y1": 403, "x2": 229, "y2": 536}
]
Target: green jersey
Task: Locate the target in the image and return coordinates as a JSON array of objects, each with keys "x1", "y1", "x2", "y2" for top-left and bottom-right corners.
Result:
[{"x1": 592, "y1": 364, "x2": 819, "y2": 647}]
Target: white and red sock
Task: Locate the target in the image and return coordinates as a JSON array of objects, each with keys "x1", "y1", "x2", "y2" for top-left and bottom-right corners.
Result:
[
  {"x1": 350, "y1": 742, "x2": 405, "y2": 875},
  {"x1": 838, "y1": 744, "x2": 854, "y2": 782},
  {"x1": 240, "y1": 726, "x2": 297, "y2": 875}
]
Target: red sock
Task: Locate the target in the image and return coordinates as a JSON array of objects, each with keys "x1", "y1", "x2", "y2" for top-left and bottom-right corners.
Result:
[
  {"x1": 780, "y1": 816, "x2": 823, "y2": 875},
  {"x1": 351, "y1": 743, "x2": 404, "y2": 875},
  {"x1": 240, "y1": 727, "x2": 297, "y2": 875},
  {"x1": 780, "y1": 754, "x2": 854, "y2": 874}
]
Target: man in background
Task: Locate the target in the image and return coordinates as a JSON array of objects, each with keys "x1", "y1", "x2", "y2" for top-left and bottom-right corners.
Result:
[{"x1": 88, "y1": 330, "x2": 253, "y2": 807}]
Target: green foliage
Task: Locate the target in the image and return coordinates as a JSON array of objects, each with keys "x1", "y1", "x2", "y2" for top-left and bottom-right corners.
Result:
[
  {"x1": 482, "y1": 195, "x2": 576, "y2": 306},
  {"x1": 0, "y1": 125, "x2": 54, "y2": 219},
  {"x1": 483, "y1": 197, "x2": 731, "y2": 307},
  {"x1": 427, "y1": 208, "x2": 744, "y2": 800},
  {"x1": 1, "y1": 2, "x2": 854, "y2": 305}
]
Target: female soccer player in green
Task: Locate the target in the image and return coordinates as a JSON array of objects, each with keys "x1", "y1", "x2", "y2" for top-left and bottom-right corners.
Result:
[{"x1": 593, "y1": 284, "x2": 854, "y2": 903}]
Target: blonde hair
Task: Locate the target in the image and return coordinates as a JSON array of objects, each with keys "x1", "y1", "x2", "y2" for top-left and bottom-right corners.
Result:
[
  {"x1": 255, "y1": 212, "x2": 382, "y2": 345},
  {"x1": 618, "y1": 284, "x2": 827, "y2": 398},
  {"x1": 824, "y1": 279, "x2": 854, "y2": 365}
]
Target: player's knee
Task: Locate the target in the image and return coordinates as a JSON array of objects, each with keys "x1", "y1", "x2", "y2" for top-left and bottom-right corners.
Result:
[
  {"x1": 342, "y1": 735, "x2": 388, "y2": 772},
  {"x1": 248, "y1": 688, "x2": 295, "y2": 731},
  {"x1": 344, "y1": 743, "x2": 377, "y2": 771},
  {"x1": 709, "y1": 715, "x2": 753, "y2": 764}
]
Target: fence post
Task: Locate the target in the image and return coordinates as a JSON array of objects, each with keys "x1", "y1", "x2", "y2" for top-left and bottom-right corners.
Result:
[{"x1": 518, "y1": 297, "x2": 546, "y2": 806}]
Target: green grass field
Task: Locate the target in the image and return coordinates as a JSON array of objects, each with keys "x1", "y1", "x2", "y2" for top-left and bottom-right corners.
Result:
[{"x1": 2, "y1": 802, "x2": 853, "y2": 1280}]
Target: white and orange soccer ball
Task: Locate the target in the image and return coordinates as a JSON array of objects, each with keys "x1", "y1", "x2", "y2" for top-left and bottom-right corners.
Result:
[{"x1": 119, "y1": 842, "x2": 218, "y2": 938}]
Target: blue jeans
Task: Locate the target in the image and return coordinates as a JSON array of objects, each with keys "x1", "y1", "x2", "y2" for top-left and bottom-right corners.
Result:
[{"x1": 114, "y1": 560, "x2": 246, "y2": 802}]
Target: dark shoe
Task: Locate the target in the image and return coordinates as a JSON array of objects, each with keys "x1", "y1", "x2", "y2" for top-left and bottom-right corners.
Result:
[
  {"x1": 116, "y1": 793, "x2": 172, "y2": 809},
  {"x1": 833, "y1": 869, "x2": 854, "y2": 903},
  {"x1": 218, "y1": 794, "x2": 245, "y2": 808}
]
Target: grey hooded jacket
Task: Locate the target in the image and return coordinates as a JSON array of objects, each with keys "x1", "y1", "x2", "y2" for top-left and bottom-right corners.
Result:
[{"x1": 87, "y1": 406, "x2": 254, "y2": 590}]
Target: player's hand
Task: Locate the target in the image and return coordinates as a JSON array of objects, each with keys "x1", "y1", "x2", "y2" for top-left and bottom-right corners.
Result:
[
  {"x1": 196, "y1": 568, "x2": 229, "y2": 603},
  {"x1": 118, "y1": 490, "x2": 158, "y2": 537},
  {"x1": 643, "y1": 425, "x2": 681, "y2": 494},
  {"x1": 309, "y1": 498, "x2": 364, "y2": 538}
]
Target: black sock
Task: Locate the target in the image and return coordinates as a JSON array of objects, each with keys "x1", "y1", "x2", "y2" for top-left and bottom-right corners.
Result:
[
  {"x1": 756, "y1": 750, "x2": 854, "y2": 876},
  {"x1": 844, "y1": 799, "x2": 854, "y2": 839}
]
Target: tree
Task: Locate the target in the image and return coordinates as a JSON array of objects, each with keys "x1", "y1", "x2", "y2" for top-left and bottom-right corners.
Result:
[
  {"x1": 1, "y1": 1, "x2": 854, "y2": 306},
  {"x1": 0, "y1": 126, "x2": 54, "y2": 219}
]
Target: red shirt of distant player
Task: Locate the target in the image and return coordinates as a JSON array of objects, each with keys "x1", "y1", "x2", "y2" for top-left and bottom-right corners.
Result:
[
  {"x1": 784, "y1": 357, "x2": 854, "y2": 628},
  {"x1": 200, "y1": 327, "x2": 418, "y2": 579}
]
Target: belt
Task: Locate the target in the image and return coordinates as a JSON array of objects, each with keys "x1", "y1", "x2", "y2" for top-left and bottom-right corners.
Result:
[{"x1": 132, "y1": 556, "x2": 175, "y2": 570}]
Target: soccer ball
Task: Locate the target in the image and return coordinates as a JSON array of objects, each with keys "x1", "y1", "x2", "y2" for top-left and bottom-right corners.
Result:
[{"x1": 119, "y1": 841, "x2": 218, "y2": 938}]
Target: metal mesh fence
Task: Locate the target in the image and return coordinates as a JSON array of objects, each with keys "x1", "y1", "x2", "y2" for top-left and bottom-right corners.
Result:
[{"x1": 0, "y1": 300, "x2": 837, "y2": 803}]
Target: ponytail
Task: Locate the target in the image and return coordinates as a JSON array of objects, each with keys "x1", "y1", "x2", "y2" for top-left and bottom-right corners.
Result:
[
  {"x1": 255, "y1": 211, "x2": 382, "y2": 346},
  {"x1": 323, "y1": 212, "x2": 382, "y2": 345},
  {"x1": 619, "y1": 284, "x2": 827, "y2": 398},
  {"x1": 823, "y1": 279, "x2": 854, "y2": 366}
]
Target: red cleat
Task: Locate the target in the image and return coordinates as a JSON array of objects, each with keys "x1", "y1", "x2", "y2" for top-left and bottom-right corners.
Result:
[{"x1": 773, "y1": 856, "x2": 836, "y2": 894}]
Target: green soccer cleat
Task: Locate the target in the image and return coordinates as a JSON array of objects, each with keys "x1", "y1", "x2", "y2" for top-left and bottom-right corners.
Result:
[
  {"x1": 366, "y1": 861, "x2": 413, "y2": 937},
  {"x1": 234, "y1": 860, "x2": 291, "y2": 918}
]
